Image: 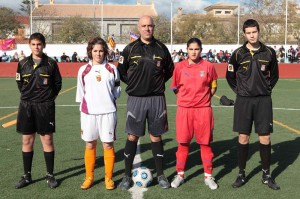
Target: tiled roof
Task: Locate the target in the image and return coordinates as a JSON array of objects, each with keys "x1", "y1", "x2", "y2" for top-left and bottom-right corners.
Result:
[
  {"x1": 16, "y1": 16, "x2": 30, "y2": 25},
  {"x1": 33, "y1": 4, "x2": 157, "y2": 18},
  {"x1": 204, "y1": 4, "x2": 238, "y2": 11}
]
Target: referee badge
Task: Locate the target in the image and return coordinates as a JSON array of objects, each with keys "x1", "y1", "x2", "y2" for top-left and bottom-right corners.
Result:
[
  {"x1": 200, "y1": 71, "x2": 205, "y2": 77},
  {"x1": 228, "y1": 64, "x2": 234, "y2": 72},
  {"x1": 157, "y1": 61, "x2": 161, "y2": 67},
  {"x1": 43, "y1": 78, "x2": 48, "y2": 85},
  {"x1": 261, "y1": 65, "x2": 266, "y2": 71},
  {"x1": 16, "y1": 73, "x2": 20, "y2": 80},
  {"x1": 119, "y1": 56, "x2": 124, "y2": 64}
]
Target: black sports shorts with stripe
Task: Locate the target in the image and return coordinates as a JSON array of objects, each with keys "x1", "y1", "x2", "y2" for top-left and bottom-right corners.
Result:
[{"x1": 125, "y1": 95, "x2": 168, "y2": 137}]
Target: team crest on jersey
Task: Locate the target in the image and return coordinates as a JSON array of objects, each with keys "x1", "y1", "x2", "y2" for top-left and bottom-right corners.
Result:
[
  {"x1": 200, "y1": 71, "x2": 205, "y2": 77},
  {"x1": 43, "y1": 78, "x2": 48, "y2": 85},
  {"x1": 16, "y1": 73, "x2": 20, "y2": 80},
  {"x1": 157, "y1": 61, "x2": 161, "y2": 67},
  {"x1": 96, "y1": 75, "x2": 101, "y2": 81},
  {"x1": 228, "y1": 64, "x2": 234, "y2": 72},
  {"x1": 119, "y1": 56, "x2": 124, "y2": 64},
  {"x1": 261, "y1": 65, "x2": 266, "y2": 71}
]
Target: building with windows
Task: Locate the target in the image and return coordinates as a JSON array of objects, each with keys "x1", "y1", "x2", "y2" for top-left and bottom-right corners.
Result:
[{"x1": 32, "y1": 0, "x2": 157, "y2": 43}]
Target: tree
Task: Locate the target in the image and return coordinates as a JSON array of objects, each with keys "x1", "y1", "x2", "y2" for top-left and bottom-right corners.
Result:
[
  {"x1": 20, "y1": 0, "x2": 34, "y2": 16},
  {"x1": 0, "y1": 7, "x2": 21, "y2": 39},
  {"x1": 240, "y1": 0, "x2": 286, "y2": 44},
  {"x1": 173, "y1": 13, "x2": 224, "y2": 44},
  {"x1": 153, "y1": 15, "x2": 171, "y2": 44},
  {"x1": 57, "y1": 16, "x2": 100, "y2": 43}
]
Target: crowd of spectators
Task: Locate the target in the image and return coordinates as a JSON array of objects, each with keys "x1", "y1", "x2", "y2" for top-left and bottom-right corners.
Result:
[{"x1": 1, "y1": 45, "x2": 300, "y2": 63}]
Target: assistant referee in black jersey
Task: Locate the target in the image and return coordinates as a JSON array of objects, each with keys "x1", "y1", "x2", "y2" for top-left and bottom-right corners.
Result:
[
  {"x1": 226, "y1": 19, "x2": 280, "y2": 190},
  {"x1": 118, "y1": 15, "x2": 174, "y2": 190},
  {"x1": 15, "y1": 33, "x2": 62, "y2": 189}
]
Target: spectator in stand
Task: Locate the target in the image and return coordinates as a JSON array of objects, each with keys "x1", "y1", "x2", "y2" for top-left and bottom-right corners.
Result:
[
  {"x1": 11, "y1": 52, "x2": 19, "y2": 62},
  {"x1": 53, "y1": 56, "x2": 59, "y2": 62},
  {"x1": 224, "y1": 50, "x2": 231, "y2": 63},
  {"x1": 278, "y1": 46, "x2": 285, "y2": 55},
  {"x1": 83, "y1": 56, "x2": 89, "y2": 62},
  {"x1": 172, "y1": 50, "x2": 180, "y2": 63},
  {"x1": 1, "y1": 52, "x2": 10, "y2": 62},
  {"x1": 296, "y1": 48, "x2": 300, "y2": 63},
  {"x1": 61, "y1": 52, "x2": 67, "y2": 62},
  {"x1": 212, "y1": 49, "x2": 217, "y2": 63},
  {"x1": 107, "y1": 50, "x2": 115, "y2": 62},
  {"x1": 115, "y1": 49, "x2": 120, "y2": 61},
  {"x1": 66, "y1": 56, "x2": 71, "y2": 62},
  {"x1": 217, "y1": 50, "x2": 224, "y2": 63},
  {"x1": 207, "y1": 49, "x2": 214, "y2": 62},
  {"x1": 178, "y1": 49, "x2": 185, "y2": 62},
  {"x1": 72, "y1": 52, "x2": 78, "y2": 62},
  {"x1": 287, "y1": 46, "x2": 296, "y2": 63},
  {"x1": 19, "y1": 51, "x2": 26, "y2": 61}
]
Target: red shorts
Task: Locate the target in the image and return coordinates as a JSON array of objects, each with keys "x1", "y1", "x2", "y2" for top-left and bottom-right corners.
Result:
[{"x1": 176, "y1": 106, "x2": 214, "y2": 145}]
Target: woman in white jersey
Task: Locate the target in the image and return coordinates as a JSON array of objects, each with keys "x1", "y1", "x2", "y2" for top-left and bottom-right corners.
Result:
[{"x1": 76, "y1": 37, "x2": 121, "y2": 190}]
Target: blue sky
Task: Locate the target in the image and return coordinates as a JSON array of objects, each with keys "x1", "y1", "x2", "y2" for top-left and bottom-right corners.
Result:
[{"x1": 0, "y1": 0, "x2": 239, "y2": 16}]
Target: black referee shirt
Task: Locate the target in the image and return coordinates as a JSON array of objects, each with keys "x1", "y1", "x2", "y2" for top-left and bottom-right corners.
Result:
[
  {"x1": 226, "y1": 42, "x2": 279, "y2": 97},
  {"x1": 118, "y1": 38, "x2": 174, "y2": 96},
  {"x1": 16, "y1": 53, "x2": 62, "y2": 102}
]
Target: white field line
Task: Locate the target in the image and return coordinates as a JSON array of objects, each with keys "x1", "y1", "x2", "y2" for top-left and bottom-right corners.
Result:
[
  {"x1": 1, "y1": 104, "x2": 300, "y2": 111},
  {"x1": 129, "y1": 140, "x2": 147, "y2": 199}
]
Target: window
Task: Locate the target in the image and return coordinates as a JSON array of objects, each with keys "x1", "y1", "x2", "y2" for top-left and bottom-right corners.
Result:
[
  {"x1": 225, "y1": 11, "x2": 231, "y2": 14},
  {"x1": 215, "y1": 10, "x2": 222, "y2": 15}
]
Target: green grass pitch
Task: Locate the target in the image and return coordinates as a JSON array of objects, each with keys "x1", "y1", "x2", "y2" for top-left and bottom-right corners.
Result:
[{"x1": 0, "y1": 78, "x2": 299, "y2": 199}]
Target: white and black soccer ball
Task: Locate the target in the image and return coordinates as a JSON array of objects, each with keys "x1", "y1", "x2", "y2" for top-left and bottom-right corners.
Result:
[{"x1": 132, "y1": 167, "x2": 153, "y2": 188}]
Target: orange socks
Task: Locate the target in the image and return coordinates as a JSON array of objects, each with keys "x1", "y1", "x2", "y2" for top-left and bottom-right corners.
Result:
[
  {"x1": 85, "y1": 147, "x2": 96, "y2": 180},
  {"x1": 104, "y1": 148, "x2": 115, "y2": 179}
]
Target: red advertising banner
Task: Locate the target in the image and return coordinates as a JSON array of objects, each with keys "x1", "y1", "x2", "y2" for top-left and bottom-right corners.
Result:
[{"x1": 0, "y1": 39, "x2": 16, "y2": 50}]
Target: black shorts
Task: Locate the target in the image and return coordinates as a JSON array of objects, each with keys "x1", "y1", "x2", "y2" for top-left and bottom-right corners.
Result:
[
  {"x1": 233, "y1": 96, "x2": 273, "y2": 134},
  {"x1": 17, "y1": 100, "x2": 56, "y2": 134},
  {"x1": 125, "y1": 95, "x2": 168, "y2": 137}
]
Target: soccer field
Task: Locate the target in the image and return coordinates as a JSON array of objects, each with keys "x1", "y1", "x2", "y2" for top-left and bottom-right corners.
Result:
[{"x1": 0, "y1": 78, "x2": 299, "y2": 199}]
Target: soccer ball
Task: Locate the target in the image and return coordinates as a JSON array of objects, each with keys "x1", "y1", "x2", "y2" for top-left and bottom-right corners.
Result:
[{"x1": 132, "y1": 167, "x2": 153, "y2": 188}]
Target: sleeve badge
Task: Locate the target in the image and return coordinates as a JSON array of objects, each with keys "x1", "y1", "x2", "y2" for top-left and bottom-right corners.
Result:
[
  {"x1": 16, "y1": 73, "x2": 20, "y2": 80},
  {"x1": 119, "y1": 56, "x2": 124, "y2": 64},
  {"x1": 228, "y1": 64, "x2": 234, "y2": 72}
]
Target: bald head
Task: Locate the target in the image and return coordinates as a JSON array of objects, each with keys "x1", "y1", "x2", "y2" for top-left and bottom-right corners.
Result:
[{"x1": 138, "y1": 15, "x2": 155, "y2": 44}]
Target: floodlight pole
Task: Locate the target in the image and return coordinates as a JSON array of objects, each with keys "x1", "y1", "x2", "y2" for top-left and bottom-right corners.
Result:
[
  {"x1": 100, "y1": 0, "x2": 104, "y2": 38},
  {"x1": 284, "y1": 0, "x2": 288, "y2": 63},
  {"x1": 30, "y1": 0, "x2": 33, "y2": 35},
  {"x1": 237, "y1": 3, "x2": 240, "y2": 45}
]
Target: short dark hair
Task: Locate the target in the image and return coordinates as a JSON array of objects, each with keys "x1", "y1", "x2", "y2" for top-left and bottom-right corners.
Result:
[
  {"x1": 29, "y1": 32, "x2": 46, "y2": 45},
  {"x1": 187, "y1": 38, "x2": 202, "y2": 49},
  {"x1": 86, "y1": 37, "x2": 109, "y2": 60},
  {"x1": 243, "y1": 19, "x2": 260, "y2": 33}
]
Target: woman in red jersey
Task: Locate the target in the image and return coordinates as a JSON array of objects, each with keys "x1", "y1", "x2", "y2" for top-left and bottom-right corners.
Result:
[{"x1": 170, "y1": 38, "x2": 218, "y2": 190}]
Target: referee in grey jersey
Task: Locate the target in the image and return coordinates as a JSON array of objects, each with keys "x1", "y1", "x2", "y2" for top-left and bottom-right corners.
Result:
[{"x1": 118, "y1": 15, "x2": 174, "y2": 190}]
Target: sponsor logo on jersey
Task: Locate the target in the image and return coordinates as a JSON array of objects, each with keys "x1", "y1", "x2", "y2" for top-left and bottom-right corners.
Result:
[
  {"x1": 119, "y1": 56, "x2": 124, "y2": 64},
  {"x1": 200, "y1": 71, "x2": 205, "y2": 77},
  {"x1": 16, "y1": 73, "x2": 20, "y2": 80},
  {"x1": 228, "y1": 64, "x2": 234, "y2": 72}
]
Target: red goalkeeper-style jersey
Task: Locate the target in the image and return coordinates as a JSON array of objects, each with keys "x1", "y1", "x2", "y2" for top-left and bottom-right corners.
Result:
[{"x1": 171, "y1": 59, "x2": 218, "y2": 108}]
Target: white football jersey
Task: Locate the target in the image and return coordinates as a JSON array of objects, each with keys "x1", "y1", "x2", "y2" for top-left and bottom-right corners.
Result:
[{"x1": 76, "y1": 61, "x2": 121, "y2": 114}]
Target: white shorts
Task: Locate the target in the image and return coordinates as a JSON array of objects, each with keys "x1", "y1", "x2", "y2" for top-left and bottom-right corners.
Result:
[{"x1": 80, "y1": 112, "x2": 117, "y2": 142}]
